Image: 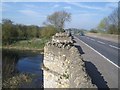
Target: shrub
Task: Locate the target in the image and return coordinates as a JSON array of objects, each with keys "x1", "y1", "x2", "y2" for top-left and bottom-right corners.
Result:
[{"x1": 40, "y1": 25, "x2": 57, "y2": 38}]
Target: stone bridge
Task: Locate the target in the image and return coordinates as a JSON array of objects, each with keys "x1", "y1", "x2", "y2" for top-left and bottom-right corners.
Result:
[{"x1": 42, "y1": 32, "x2": 96, "y2": 88}]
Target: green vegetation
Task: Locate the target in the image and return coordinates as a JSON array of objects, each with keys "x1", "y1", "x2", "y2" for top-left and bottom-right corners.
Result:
[
  {"x1": 89, "y1": 29, "x2": 98, "y2": 33},
  {"x1": 2, "y1": 49, "x2": 41, "y2": 80},
  {"x1": 66, "y1": 28, "x2": 88, "y2": 35},
  {"x1": 2, "y1": 49, "x2": 41, "y2": 88},
  {"x1": 3, "y1": 37, "x2": 49, "y2": 52},
  {"x1": 2, "y1": 18, "x2": 57, "y2": 88},
  {"x1": 2, "y1": 11, "x2": 71, "y2": 88},
  {"x1": 41, "y1": 25, "x2": 58, "y2": 38},
  {"x1": 2, "y1": 19, "x2": 58, "y2": 50},
  {"x1": 2, "y1": 19, "x2": 41, "y2": 45},
  {"x1": 90, "y1": 8, "x2": 119, "y2": 35},
  {"x1": 45, "y1": 10, "x2": 71, "y2": 32},
  {"x1": 3, "y1": 73, "x2": 33, "y2": 88},
  {"x1": 2, "y1": 11, "x2": 72, "y2": 47}
]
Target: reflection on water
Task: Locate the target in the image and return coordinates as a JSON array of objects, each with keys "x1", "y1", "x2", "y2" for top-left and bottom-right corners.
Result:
[
  {"x1": 2, "y1": 49, "x2": 44, "y2": 88},
  {"x1": 16, "y1": 55, "x2": 43, "y2": 74},
  {"x1": 2, "y1": 49, "x2": 20, "y2": 81},
  {"x1": 16, "y1": 55, "x2": 44, "y2": 88}
]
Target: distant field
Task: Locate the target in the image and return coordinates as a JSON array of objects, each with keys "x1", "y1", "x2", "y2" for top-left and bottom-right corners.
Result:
[{"x1": 86, "y1": 33, "x2": 119, "y2": 43}]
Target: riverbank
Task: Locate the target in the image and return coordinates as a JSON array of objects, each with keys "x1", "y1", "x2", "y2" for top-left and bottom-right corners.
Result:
[
  {"x1": 2, "y1": 37, "x2": 48, "y2": 88},
  {"x1": 3, "y1": 38, "x2": 49, "y2": 49},
  {"x1": 2, "y1": 37, "x2": 50, "y2": 53},
  {"x1": 2, "y1": 48, "x2": 44, "y2": 88}
]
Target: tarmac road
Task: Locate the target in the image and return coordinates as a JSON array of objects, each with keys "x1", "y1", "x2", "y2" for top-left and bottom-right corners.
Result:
[
  {"x1": 75, "y1": 35, "x2": 119, "y2": 67},
  {"x1": 74, "y1": 35, "x2": 119, "y2": 88}
]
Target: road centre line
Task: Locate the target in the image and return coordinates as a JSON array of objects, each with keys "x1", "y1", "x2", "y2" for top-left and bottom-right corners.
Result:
[
  {"x1": 109, "y1": 45, "x2": 120, "y2": 50},
  {"x1": 86, "y1": 37, "x2": 119, "y2": 50},
  {"x1": 75, "y1": 36, "x2": 120, "y2": 69},
  {"x1": 86, "y1": 37, "x2": 90, "y2": 39},
  {"x1": 97, "y1": 41, "x2": 105, "y2": 44},
  {"x1": 90, "y1": 39, "x2": 95, "y2": 41}
]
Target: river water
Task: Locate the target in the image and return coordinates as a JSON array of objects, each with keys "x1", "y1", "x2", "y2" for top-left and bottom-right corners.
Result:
[
  {"x1": 16, "y1": 55, "x2": 43, "y2": 88},
  {"x1": 2, "y1": 49, "x2": 44, "y2": 88},
  {"x1": 16, "y1": 55, "x2": 43, "y2": 74}
]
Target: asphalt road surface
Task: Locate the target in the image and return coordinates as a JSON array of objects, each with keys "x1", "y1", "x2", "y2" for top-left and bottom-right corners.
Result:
[
  {"x1": 75, "y1": 35, "x2": 119, "y2": 68},
  {"x1": 74, "y1": 35, "x2": 119, "y2": 88}
]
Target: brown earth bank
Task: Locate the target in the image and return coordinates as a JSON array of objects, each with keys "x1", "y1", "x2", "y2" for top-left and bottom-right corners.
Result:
[{"x1": 85, "y1": 33, "x2": 119, "y2": 43}]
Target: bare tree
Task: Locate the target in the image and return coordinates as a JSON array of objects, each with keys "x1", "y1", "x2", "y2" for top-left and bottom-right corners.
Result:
[
  {"x1": 97, "y1": 7, "x2": 119, "y2": 34},
  {"x1": 46, "y1": 11, "x2": 71, "y2": 31},
  {"x1": 108, "y1": 8, "x2": 118, "y2": 28},
  {"x1": 97, "y1": 17, "x2": 109, "y2": 32}
]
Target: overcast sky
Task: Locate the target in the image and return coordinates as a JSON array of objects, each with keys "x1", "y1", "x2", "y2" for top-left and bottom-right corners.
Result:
[{"x1": 2, "y1": 2, "x2": 118, "y2": 30}]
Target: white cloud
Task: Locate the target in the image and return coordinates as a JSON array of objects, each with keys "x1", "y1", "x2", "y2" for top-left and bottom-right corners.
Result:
[
  {"x1": 97, "y1": 3, "x2": 118, "y2": 12},
  {"x1": 105, "y1": 3, "x2": 118, "y2": 10},
  {"x1": 67, "y1": 2, "x2": 103, "y2": 10},
  {"x1": 24, "y1": 4, "x2": 39, "y2": 9},
  {"x1": 64, "y1": 6, "x2": 71, "y2": 9},
  {"x1": 66, "y1": 2, "x2": 118, "y2": 13},
  {"x1": 19, "y1": 9, "x2": 43, "y2": 17},
  {"x1": 73, "y1": 12, "x2": 99, "y2": 17},
  {"x1": 53, "y1": 4, "x2": 60, "y2": 8}
]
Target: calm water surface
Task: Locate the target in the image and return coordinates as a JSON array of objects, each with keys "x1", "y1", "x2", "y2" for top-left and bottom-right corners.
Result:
[
  {"x1": 16, "y1": 55, "x2": 43, "y2": 88},
  {"x1": 3, "y1": 49, "x2": 44, "y2": 88},
  {"x1": 16, "y1": 55, "x2": 43, "y2": 74}
]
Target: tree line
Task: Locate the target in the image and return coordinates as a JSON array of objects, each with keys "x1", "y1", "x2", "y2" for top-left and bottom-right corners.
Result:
[
  {"x1": 90, "y1": 8, "x2": 119, "y2": 35},
  {"x1": 2, "y1": 19, "x2": 57, "y2": 45},
  {"x1": 2, "y1": 11, "x2": 71, "y2": 45}
]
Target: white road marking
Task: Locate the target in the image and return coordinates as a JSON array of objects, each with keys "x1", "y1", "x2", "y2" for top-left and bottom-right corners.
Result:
[
  {"x1": 86, "y1": 37, "x2": 90, "y2": 39},
  {"x1": 90, "y1": 39, "x2": 95, "y2": 41},
  {"x1": 75, "y1": 36, "x2": 120, "y2": 69},
  {"x1": 109, "y1": 45, "x2": 120, "y2": 50},
  {"x1": 97, "y1": 41, "x2": 105, "y2": 44}
]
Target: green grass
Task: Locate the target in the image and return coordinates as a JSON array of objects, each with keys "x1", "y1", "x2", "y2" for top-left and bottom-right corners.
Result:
[{"x1": 3, "y1": 37, "x2": 50, "y2": 51}]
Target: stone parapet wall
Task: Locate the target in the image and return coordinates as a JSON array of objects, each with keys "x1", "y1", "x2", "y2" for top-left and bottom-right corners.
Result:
[
  {"x1": 42, "y1": 32, "x2": 96, "y2": 88},
  {"x1": 51, "y1": 32, "x2": 73, "y2": 45}
]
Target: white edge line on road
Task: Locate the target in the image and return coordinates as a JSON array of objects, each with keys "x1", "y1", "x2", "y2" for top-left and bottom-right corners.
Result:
[
  {"x1": 75, "y1": 36, "x2": 120, "y2": 69},
  {"x1": 109, "y1": 45, "x2": 120, "y2": 50},
  {"x1": 97, "y1": 41, "x2": 105, "y2": 44}
]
